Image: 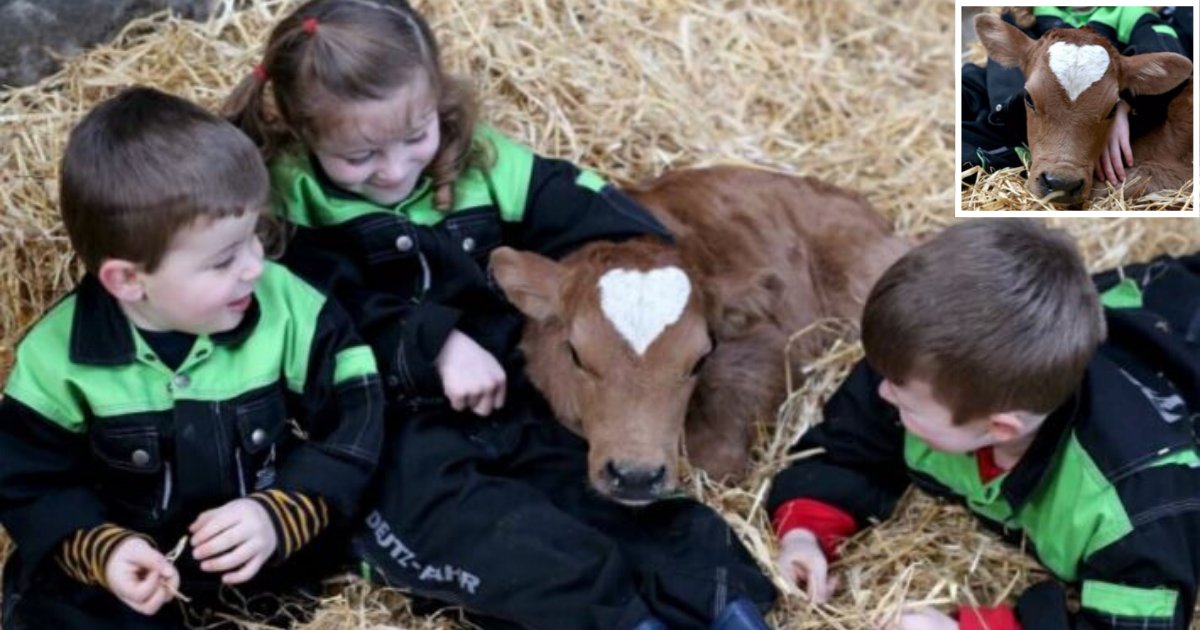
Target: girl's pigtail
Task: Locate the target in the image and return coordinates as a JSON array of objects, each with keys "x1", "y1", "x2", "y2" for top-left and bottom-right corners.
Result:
[
  {"x1": 428, "y1": 76, "x2": 480, "y2": 212},
  {"x1": 223, "y1": 64, "x2": 279, "y2": 158}
]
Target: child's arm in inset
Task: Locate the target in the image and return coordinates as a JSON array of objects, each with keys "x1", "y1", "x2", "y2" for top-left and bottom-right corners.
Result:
[{"x1": 1116, "y1": 9, "x2": 1189, "y2": 146}]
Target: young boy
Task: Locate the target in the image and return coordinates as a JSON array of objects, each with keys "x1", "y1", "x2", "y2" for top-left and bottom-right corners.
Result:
[
  {"x1": 0, "y1": 87, "x2": 384, "y2": 627},
  {"x1": 768, "y1": 219, "x2": 1200, "y2": 629}
]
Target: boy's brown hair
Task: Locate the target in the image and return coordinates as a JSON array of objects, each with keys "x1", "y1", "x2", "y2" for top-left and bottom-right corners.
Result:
[
  {"x1": 222, "y1": 0, "x2": 479, "y2": 212},
  {"x1": 60, "y1": 86, "x2": 269, "y2": 274},
  {"x1": 861, "y1": 219, "x2": 1106, "y2": 424}
]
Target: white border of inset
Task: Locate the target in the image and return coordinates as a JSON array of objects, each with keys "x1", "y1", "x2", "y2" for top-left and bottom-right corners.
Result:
[{"x1": 955, "y1": 0, "x2": 1199, "y2": 217}]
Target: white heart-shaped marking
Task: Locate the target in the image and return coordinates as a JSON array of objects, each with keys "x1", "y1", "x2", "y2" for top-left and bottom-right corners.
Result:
[
  {"x1": 598, "y1": 267, "x2": 691, "y2": 356},
  {"x1": 1047, "y1": 42, "x2": 1110, "y2": 102}
]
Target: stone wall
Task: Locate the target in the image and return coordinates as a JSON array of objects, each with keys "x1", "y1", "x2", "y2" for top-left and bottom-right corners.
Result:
[{"x1": 1, "y1": 0, "x2": 212, "y2": 88}]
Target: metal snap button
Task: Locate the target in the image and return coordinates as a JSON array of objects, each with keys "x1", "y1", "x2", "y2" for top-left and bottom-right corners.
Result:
[
  {"x1": 131, "y1": 449, "x2": 151, "y2": 467},
  {"x1": 251, "y1": 428, "x2": 267, "y2": 446},
  {"x1": 461, "y1": 237, "x2": 476, "y2": 253},
  {"x1": 395, "y1": 235, "x2": 414, "y2": 252},
  {"x1": 172, "y1": 374, "x2": 190, "y2": 389}
]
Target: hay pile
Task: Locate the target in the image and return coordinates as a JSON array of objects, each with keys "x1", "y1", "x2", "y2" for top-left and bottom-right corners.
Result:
[
  {"x1": 1, "y1": 0, "x2": 1198, "y2": 627},
  {"x1": 962, "y1": 165, "x2": 1196, "y2": 212}
]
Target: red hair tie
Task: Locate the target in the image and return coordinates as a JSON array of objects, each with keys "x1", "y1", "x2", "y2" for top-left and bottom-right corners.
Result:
[
  {"x1": 252, "y1": 64, "x2": 268, "y2": 82},
  {"x1": 302, "y1": 17, "x2": 318, "y2": 35}
]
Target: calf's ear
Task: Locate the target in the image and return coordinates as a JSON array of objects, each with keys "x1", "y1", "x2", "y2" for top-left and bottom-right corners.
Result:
[
  {"x1": 1120, "y1": 52, "x2": 1192, "y2": 96},
  {"x1": 489, "y1": 247, "x2": 565, "y2": 322},
  {"x1": 975, "y1": 13, "x2": 1033, "y2": 69}
]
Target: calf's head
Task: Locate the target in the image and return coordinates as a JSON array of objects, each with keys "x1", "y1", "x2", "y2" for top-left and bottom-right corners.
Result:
[
  {"x1": 975, "y1": 13, "x2": 1192, "y2": 205},
  {"x1": 490, "y1": 243, "x2": 712, "y2": 505}
]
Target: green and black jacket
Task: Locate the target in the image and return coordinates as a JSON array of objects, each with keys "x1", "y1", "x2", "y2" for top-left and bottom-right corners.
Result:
[
  {"x1": 271, "y1": 125, "x2": 671, "y2": 407},
  {"x1": 0, "y1": 262, "x2": 384, "y2": 588},
  {"x1": 767, "y1": 255, "x2": 1200, "y2": 629},
  {"x1": 985, "y1": 7, "x2": 1189, "y2": 144}
]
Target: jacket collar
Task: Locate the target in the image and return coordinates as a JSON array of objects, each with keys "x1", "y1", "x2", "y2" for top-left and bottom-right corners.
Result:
[{"x1": 68, "y1": 274, "x2": 260, "y2": 366}]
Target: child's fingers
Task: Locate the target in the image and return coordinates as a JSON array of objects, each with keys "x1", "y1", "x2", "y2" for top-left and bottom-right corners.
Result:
[
  {"x1": 200, "y1": 540, "x2": 257, "y2": 573},
  {"x1": 121, "y1": 565, "x2": 163, "y2": 605},
  {"x1": 470, "y1": 395, "x2": 494, "y2": 417},
  {"x1": 189, "y1": 509, "x2": 216, "y2": 534},
  {"x1": 493, "y1": 381, "x2": 506, "y2": 410},
  {"x1": 1110, "y1": 143, "x2": 1126, "y2": 182},
  {"x1": 462, "y1": 390, "x2": 485, "y2": 415},
  {"x1": 1120, "y1": 134, "x2": 1133, "y2": 167},
  {"x1": 805, "y1": 561, "x2": 830, "y2": 604},
  {"x1": 194, "y1": 523, "x2": 249, "y2": 561},
  {"x1": 221, "y1": 552, "x2": 268, "y2": 585},
  {"x1": 160, "y1": 562, "x2": 180, "y2": 589},
  {"x1": 447, "y1": 390, "x2": 467, "y2": 411},
  {"x1": 191, "y1": 509, "x2": 236, "y2": 546},
  {"x1": 1102, "y1": 151, "x2": 1117, "y2": 185},
  {"x1": 136, "y1": 584, "x2": 174, "y2": 616}
]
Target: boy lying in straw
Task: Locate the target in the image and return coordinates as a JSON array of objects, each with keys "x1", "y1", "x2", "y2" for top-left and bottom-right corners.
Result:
[
  {"x1": 0, "y1": 86, "x2": 384, "y2": 627},
  {"x1": 768, "y1": 219, "x2": 1200, "y2": 629}
]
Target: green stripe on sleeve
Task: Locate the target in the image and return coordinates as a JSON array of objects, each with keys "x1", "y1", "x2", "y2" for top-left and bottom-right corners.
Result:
[
  {"x1": 1152, "y1": 23, "x2": 1179, "y2": 38},
  {"x1": 1099, "y1": 278, "x2": 1143, "y2": 310},
  {"x1": 1081, "y1": 580, "x2": 1178, "y2": 618},
  {"x1": 333, "y1": 345, "x2": 378, "y2": 385},
  {"x1": 575, "y1": 169, "x2": 607, "y2": 192}
]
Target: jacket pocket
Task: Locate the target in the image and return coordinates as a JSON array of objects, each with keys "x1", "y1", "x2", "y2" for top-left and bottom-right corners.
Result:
[
  {"x1": 444, "y1": 210, "x2": 503, "y2": 266},
  {"x1": 90, "y1": 421, "x2": 166, "y2": 523},
  {"x1": 233, "y1": 389, "x2": 290, "y2": 494}
]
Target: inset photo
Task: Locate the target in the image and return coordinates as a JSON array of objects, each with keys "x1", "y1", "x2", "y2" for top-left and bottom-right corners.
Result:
[{"x1": 958, "y1": 5, "x2": 1197, "y2": 214}]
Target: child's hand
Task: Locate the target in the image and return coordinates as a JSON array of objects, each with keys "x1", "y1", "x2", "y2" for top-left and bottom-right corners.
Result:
[
  {"x1": 1095, "y1": 100, "x2": 1132, "y2": 185},
  {"x1": 886, "y1": 608, "x2": 958, "y2": 630},
  {"x1": 436, "y1": 329, "x2": 507, "y2": 416},
  {"x1": 777, "y1": 528, "x2": 837, "y2": 604},
  {"x1": 189, "y1": 498, "x2": 277, "y2": 585},
  {"x1": 105, "y1": 537, "x2": 179, "y2": 616}
]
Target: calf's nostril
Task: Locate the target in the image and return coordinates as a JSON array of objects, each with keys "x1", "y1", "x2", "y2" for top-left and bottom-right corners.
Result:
[
  {"x1": 604, "y1": 460, "x2": 623, "y2": 486},
  {"x1": 649, "y1": 465, "x2": 666, "y2": 485},
  {"x1": 604, "y1": 461, "x2": 668, "y2": 495}
]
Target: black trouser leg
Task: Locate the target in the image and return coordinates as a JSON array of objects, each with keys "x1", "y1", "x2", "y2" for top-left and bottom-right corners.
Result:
[
  {"x1": 353, "y1": 387, "x2": 774, "y2": 630},
  {"x1": 352, "y1": 406, "x2": 651, "y2": 630}
]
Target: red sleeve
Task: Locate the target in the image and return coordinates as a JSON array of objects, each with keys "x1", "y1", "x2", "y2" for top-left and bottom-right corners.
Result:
[
  {"x1": 771, "y1": 498, "x2": 858, "y2": 558},
  {"x1": 958, "y1": 605, "x2": 1021, "y2": 630}
]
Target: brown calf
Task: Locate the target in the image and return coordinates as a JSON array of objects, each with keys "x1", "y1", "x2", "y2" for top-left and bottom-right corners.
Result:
[
  {"x1": 975, "y1": 13, "x2": 1192, "y2": 206},
  {"x1": 491, "y1": 166, "x2": 908, "y2": 504}
]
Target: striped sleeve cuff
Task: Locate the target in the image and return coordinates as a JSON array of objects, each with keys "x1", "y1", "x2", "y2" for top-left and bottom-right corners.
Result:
[
  {"x1": 249, "y1": 489, "x2": 331, "y2": 562},
  {"x1": 56, "y1": 524, "x2": 151, "y2": 588}
]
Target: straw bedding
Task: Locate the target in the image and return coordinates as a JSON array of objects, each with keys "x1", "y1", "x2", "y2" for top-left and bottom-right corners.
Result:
[{"x1": 1, "y1": 1, "x2": 1197, "y2": 627}]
